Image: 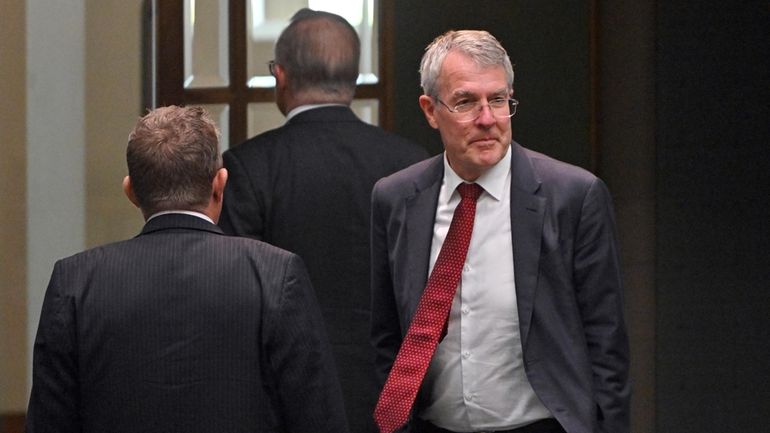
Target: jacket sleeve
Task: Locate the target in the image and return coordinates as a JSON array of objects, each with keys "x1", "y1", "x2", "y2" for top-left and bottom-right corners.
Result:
[
  {"x1": 26, "y1": 261, "x2": 81, "y2": 433},
  {"x1": 261, "y1": 253, "x2": 350, "y2": 433},
  {"x1": 573, "y1": 178, "x2": 631, "y2": 433}
]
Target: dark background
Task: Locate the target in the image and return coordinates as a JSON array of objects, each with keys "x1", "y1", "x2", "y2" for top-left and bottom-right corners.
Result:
[{"x1": 654, "y1": 2, "x2": 770, "y2": 431}]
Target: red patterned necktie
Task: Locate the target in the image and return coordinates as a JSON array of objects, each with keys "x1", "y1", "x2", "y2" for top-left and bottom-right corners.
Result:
[{"x1": 374, "y1": 182, "x2": 483, "y2": 433}]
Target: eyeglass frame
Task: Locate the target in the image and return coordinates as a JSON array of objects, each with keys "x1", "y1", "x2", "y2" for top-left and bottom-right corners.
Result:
[
  {"x1": 267, "y1": 60, "x2": 277, "y2": 77},
  {"x1": 434, "y1": 96, "x2": 519, "y2": 122}
]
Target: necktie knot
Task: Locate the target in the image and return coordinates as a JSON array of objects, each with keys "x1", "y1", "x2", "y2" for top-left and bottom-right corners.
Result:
[{"x1": 457, "y1": 182, "x2": 483, "y2": 202}]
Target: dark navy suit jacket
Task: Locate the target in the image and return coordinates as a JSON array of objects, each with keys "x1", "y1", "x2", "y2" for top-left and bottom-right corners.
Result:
[
  {"x1": 370, "y1": 143, "x2": 630, "y2": 433},
  {"x1": 27, "y1": 214, "x2": 348, "y2": 433},
  {"x1": 219, "y1": 106, "x2": 428, "y2": 432}
]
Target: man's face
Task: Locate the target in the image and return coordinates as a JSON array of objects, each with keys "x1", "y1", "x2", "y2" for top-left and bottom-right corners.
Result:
[{"x1": 419, "y1": 51, "x2": 512, "y2": 181}]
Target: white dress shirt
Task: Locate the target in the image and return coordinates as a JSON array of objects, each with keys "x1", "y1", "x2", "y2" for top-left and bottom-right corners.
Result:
[{"x1": 420, "y1": 145, "x2": 552, "y2": 431}]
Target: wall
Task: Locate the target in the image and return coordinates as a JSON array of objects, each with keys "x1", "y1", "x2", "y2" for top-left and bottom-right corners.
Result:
[
  {"x1": 85, "y1": 0, "x2": 146, "y2": 247},
  {"x1": 25, "y1": 3, "x2": 87, "y2": 408},
  {"x1": 598, "y1": 2, "x2": 657, "y2": 432},
  {"x1": 655, "y1": 1, "x2": 770, "y2": 431},
  {"x1": 0, "y1": 0, "x2": 28, "y2": 415},
  {"x1": 0, "y1": 0, "x2": 144, "y2": 422}
]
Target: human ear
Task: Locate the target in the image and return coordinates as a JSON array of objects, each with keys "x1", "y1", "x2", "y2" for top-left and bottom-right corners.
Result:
[
  {"x1": 122, "y1": 176, "x2": 141, "y2": 208},
  {"x1": 419, "y1": 95, "x2": 439, "y2": 129}
]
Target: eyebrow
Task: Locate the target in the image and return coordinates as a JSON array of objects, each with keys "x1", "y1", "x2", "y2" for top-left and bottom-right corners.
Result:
[{"x1": 451, "y1": 88, "x2": 509, "y2": 99}]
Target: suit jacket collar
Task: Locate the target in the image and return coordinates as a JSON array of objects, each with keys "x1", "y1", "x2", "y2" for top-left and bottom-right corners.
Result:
[
  {"x1": 404, "y1": 142, "x2": 545, "y2": 345},
  {"x1": 139, "y1": 213, "x2": 225, "y2": 237},
  {"x1": 508, "y1": 142, "x2": 546, "y2": 346},
  {"x1": 285, "y1": 105, "x2": 359, "y2": 125},
  {"x1": 404, "y1": 156, "x2": 445, "y2": 305}
]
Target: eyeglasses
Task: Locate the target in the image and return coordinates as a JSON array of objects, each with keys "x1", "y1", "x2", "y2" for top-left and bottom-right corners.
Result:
[
  {"x1": 267, "y1": 60, "x2": 276, "y2": 77},
  {"x1": 435, "y1": 97, "x2": 519, "y2": 122}
]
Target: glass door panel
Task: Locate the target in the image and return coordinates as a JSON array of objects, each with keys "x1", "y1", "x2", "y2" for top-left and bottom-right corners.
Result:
[
  {"x1": 351, "y1": 98, "x2": 379, "y2": 125},
  {"x1": 183, "y1": 0, "x2": 230, "y2": 88},
  {"x1": 247, "y1": 102, "x2": 287, "y2": 137},
  {"x1": 246, "y1": 0, "x2": 377, "y2": 88}
]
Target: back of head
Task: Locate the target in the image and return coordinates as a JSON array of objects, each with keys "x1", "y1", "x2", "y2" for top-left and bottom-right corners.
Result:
[
  {"x1": 274, "y1": 8, "x2": 360, "y2": 102},
  {"x1": 420, "y1": 29, "x2": 515, "y2": 98},
  {"x1": 126, "y1": 106, "x2": 221, "y2": 216}
]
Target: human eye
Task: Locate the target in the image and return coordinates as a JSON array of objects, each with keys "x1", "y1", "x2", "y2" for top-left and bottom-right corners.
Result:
[
  {"x1": 453, "y1": 99, "x2": 476, "y2": 113},
  {"x1": 489, "y1": 97, "x2": 508, "y2": 107}
]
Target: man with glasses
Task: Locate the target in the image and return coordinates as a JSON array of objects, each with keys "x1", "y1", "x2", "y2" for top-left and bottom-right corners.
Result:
[
  {"x1": 371, "y1": 30, "x2": 630, "y2": 433},
  {"x1": 219, "y1": 8, "x2": 427, "y2": 433}
]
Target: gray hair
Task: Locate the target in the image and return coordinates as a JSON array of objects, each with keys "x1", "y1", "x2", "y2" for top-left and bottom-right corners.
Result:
[
  {"x1": 274, "y1": 8, "x2": 360, "y2": 102},
  {"x1": 420, "y1": 30, "x2": 514, "y2": 98}
]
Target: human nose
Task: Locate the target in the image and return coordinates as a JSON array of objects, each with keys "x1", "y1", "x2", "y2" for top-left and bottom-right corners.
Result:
[{"x1": 474, "y1": 103, "x2": 497, "y2": 125}]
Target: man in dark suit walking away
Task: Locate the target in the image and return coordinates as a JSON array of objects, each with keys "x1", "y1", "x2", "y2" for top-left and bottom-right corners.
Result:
[
  {"x1": 219, "y1": 8, "x2": 428, "y2": 432},
  {"x1": 26, "y1": 106, "x2": 348, "y2": 433}
]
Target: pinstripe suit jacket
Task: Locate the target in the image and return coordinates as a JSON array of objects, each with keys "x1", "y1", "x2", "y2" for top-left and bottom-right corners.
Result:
[{"x1": 27, "y1": 214, "x2": 348, "y2": 433}]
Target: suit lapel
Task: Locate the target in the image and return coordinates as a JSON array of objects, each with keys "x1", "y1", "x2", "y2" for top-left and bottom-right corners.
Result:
[
  {"x1": 404, "y1": 156, "x2": 444, "y2": 318},
  {"x1": 509, "y1": 143, "x2": 545, "y2": 347}
]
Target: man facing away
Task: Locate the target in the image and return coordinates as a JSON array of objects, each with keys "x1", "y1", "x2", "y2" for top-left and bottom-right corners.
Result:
[
  {"x1": 371, "y1": 30, "x2": 630, "y2": 433},
  {"x1": 26, "y1": 106, "x2": 349, "y2": 433},
  {"x1": 219, "y1": 8, "x2": 428, "y2": 432}
]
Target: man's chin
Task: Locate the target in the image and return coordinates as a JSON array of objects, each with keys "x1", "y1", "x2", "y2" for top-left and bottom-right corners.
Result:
[{"x1": 473, "y1": 145, "x2": 505, "y2": 163}]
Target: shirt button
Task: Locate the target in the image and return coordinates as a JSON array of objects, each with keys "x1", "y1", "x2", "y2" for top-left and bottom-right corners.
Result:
[
  {"x1": 461, "y1": 306, "x2": 470, "y2": 315},
  {"x1": 465, "y1": 393, "x2": 473, "y2": 401},
  {"x1": 462, "y1": 350, "x2": 471, "y2": 359},
  {"x1": 463, "y1": 264, "x2": 470, "y2": 272}
]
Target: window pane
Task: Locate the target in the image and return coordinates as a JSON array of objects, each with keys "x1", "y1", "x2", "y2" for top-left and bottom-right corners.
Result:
[
  {"x1": 247, "y1": 102, "x2": 287, "y2": 137},
  {"x1": 192, "y1": 104, "x2": 230, "y2": 151},
  {"x1": 184, "y1": 0, "x2": 229, "y2": 88},
  {"x1": 351, "y1": 98, "x2": 379, "y2": 126},
  {"x1": 246, "y1": 0, "x2": 377, "y2": 88}
]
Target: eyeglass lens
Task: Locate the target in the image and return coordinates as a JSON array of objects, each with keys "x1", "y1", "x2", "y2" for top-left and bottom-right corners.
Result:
[{"x1": 459, "y1": 99, "x2": 518, "y2": 121}]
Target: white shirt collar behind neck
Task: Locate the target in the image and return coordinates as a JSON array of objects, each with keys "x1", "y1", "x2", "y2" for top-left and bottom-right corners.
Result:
[
  {"x1": 285, "y1": 103, "x2": 347, "y2": 122},
  {"x1": 147, "y1": 210, "x2": 214, "y2": 225}
]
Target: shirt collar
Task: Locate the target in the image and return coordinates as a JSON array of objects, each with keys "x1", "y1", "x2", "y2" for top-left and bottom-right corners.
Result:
[
  {"x1": 285, "y1": 103, "x2": 347, "y2": 122},
  {"x1": 147, "y1": 210, "x2": 214, "y2": 225},
  {"x1": 442, "y1": 144, "x2": 511, "y2": 201}
]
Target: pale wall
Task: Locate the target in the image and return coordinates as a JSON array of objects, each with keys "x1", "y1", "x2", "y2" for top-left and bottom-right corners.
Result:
[
  {"x1": 0, "y1": 0, "x2": 28, "y2": 413},
  {"x1": 85, "y1": 0, "x2": 145, "y2": 247},
  {"x1": 0, "y1": 0, "x2": 144, "y2": 413}
]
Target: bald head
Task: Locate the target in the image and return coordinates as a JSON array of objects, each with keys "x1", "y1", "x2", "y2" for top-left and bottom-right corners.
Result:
[{"x1": 274, "y1": 9, "x2": 360, "y2": 103}]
